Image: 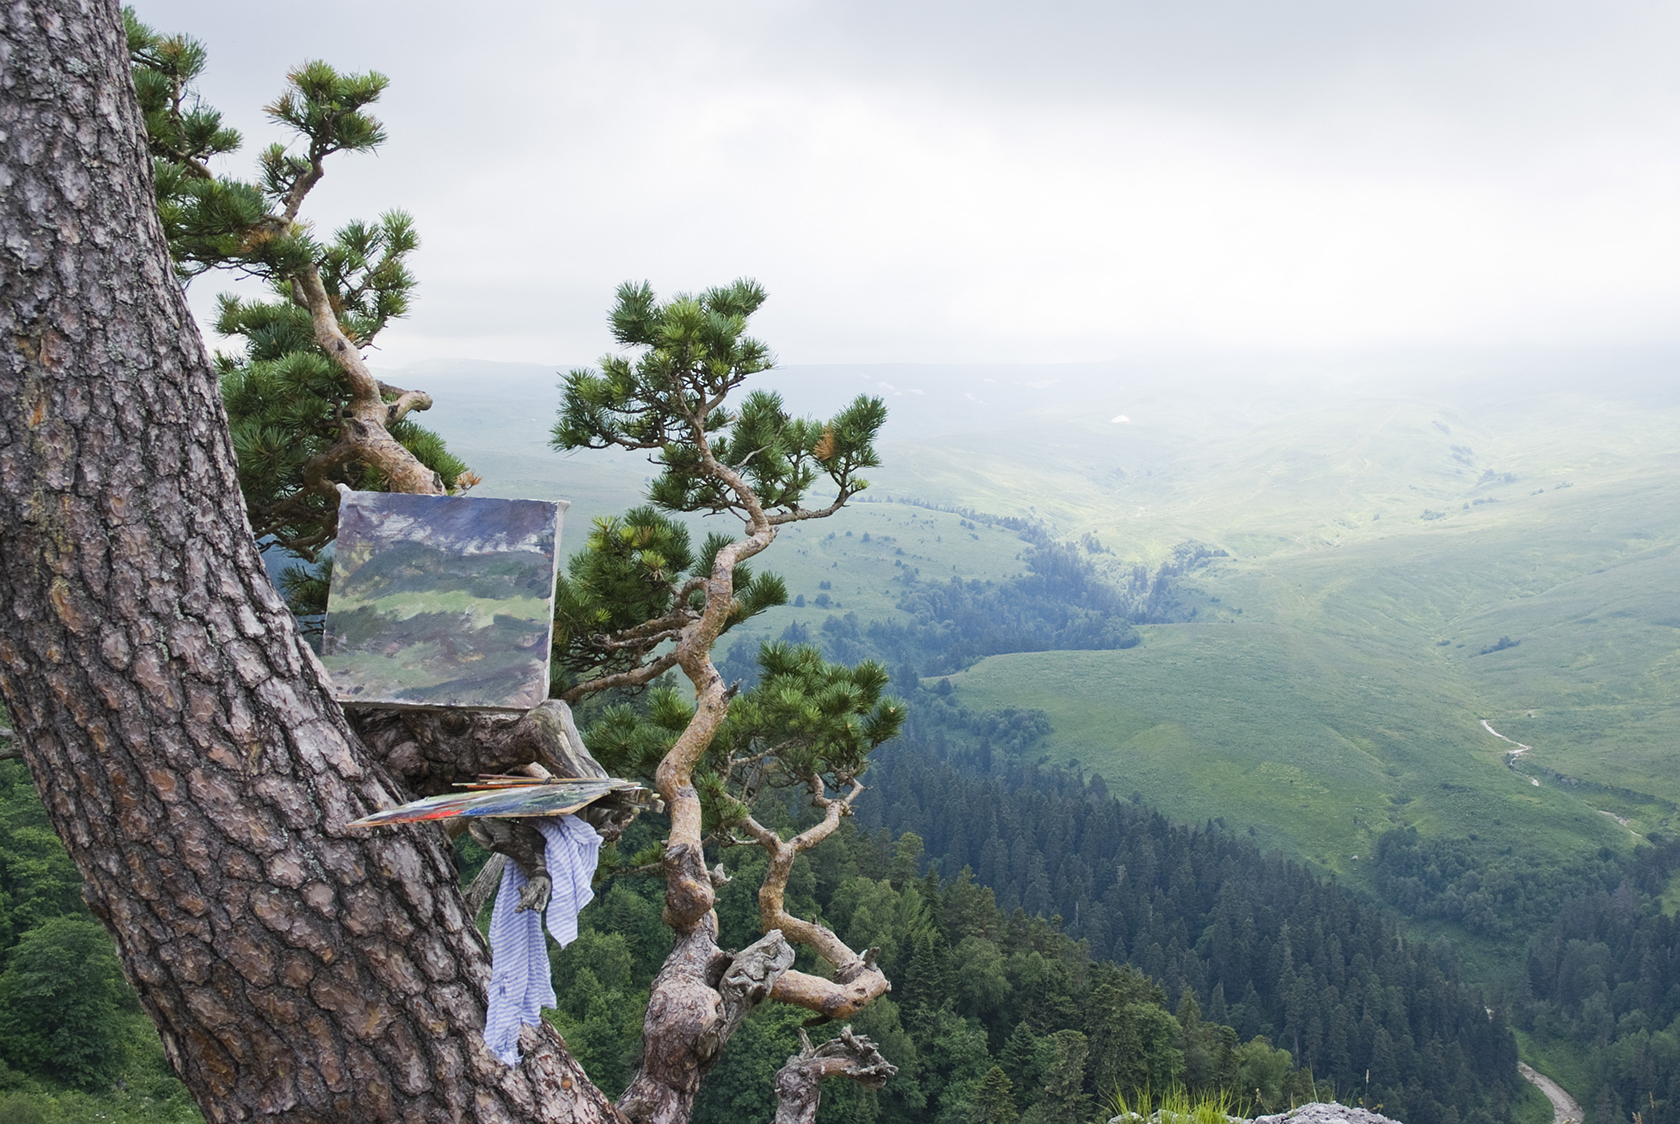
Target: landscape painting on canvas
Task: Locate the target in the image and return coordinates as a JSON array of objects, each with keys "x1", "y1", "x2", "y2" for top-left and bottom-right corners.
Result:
[{"x1": 320, "y1": 490, "x2": 566, "y2": 710}]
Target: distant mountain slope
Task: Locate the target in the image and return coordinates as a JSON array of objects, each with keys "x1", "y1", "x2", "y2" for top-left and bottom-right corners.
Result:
[{"x1": 398, "y1": 355, "x2": 1680, "y2": 948}]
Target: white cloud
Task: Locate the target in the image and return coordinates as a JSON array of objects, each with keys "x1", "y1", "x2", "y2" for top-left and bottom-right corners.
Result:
[{"x1": 142, "y1": 0, "x2": 1680, "y2": 370}]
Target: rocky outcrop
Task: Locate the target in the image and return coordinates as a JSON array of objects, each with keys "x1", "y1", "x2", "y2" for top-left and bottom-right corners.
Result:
[
  {"x1": 1255, "y1": 1105, "x2": 1406, "y2": 1124},
  {"x1": 1111, "y1": 1104, "x2": 1405, "y2": 1124}
]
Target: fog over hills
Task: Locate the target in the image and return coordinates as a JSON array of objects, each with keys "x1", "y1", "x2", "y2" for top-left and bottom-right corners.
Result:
[{"x1": 395, "y1": 354, "x2": 1680, "y2": 917}]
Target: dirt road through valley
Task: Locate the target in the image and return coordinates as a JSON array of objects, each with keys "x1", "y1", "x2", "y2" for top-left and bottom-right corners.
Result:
[{"x1": 1519, "y1": 1062, "x2": 1582, "y2": 1124}]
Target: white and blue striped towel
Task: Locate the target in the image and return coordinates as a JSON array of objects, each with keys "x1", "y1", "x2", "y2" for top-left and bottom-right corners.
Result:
[{"x1": 484, "y1": 815, "x2": 603, "y2": 1065}]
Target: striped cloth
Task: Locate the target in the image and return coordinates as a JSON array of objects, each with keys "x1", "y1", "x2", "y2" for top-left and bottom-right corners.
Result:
[{"x1": 483, "y1": 815, "x2": 602, "y2": 1065}]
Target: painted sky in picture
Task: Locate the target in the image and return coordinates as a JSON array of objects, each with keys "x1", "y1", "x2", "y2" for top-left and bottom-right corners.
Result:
[{"x1": 321, "y1": 491, "x2": 565, "y2": 711}]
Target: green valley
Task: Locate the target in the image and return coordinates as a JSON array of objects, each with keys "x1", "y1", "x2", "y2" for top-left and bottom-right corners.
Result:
[
  {"x1": 415, "y1": 359, "x2": 1680, "y2": 934},
  {"x1": 375, "y1": 356, "x2": 1680, "y2": 1119}
]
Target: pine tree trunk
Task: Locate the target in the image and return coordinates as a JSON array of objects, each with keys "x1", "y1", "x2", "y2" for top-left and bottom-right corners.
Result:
[{"x1": 0, "y1": 3, "x2": 620, "y2": 1120}]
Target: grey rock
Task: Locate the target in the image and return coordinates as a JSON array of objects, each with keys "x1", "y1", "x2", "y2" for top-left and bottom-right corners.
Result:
[
  {"x1": 1110, "y1": 1104, "x2": 1403, "y2": 1124},
  {"x1": 1254, "y1": 1104, "x2": 1405, "y2": 1124}
]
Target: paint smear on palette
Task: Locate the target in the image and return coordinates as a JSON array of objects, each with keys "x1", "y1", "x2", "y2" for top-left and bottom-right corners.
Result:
[
  {"x1": 321, "y1": 490, "x2": 568, "y2": 710},
  {"x1": 347, "y1": 780, "x2": 625, "y2": 828}
]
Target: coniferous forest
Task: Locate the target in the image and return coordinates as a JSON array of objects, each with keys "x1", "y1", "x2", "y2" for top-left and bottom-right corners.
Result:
[
  {"x1": 849, "y1": 733, "x2": 1526, "y2": 1124},
  {"x1": 1515, "y1": 841, "x2": 1680, "y2": 1124}
]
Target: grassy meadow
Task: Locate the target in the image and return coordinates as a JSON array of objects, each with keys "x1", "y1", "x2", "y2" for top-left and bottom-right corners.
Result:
[{"x1": 861, "y1": 373, "x2": 1680, "y2": 865}]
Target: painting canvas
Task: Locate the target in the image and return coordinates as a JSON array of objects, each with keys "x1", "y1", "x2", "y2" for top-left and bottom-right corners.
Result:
[{"x1": 320, "y1": 490, "x2": 566, "y2": 710}]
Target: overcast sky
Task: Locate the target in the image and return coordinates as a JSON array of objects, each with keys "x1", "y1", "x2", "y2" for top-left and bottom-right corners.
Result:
[{"x1": 137, "y1": 1, "x2": 1680, "y2": 370}]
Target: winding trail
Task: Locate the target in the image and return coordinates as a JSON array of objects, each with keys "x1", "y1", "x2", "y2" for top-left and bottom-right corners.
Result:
[
  {"x1": 1519, "y1": 1063, "x2": 1582, "y2": 1124},
  {"x1": 1481, "y1": 720, "x2": 1541, "y2": 785},
  {"x1": 1475, "y1": 720, "x2": 1590, "y2": 1123},
  {"x1": 1480, "y1": 721, "x2": 1642, "y2": 837},
  {"x1": 1480, "y1": 719, "x2": 1533, "y2": 757}
]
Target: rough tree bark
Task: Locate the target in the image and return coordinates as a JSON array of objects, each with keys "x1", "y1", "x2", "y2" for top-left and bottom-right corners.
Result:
[{"x1": 0, "y1": 3, "x2": 617, "y2": 1119}]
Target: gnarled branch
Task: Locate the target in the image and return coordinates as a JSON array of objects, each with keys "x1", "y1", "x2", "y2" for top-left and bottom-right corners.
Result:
[
  {"x1": 348, "y1": 699, "x2": 598, "y2": 796},
  {"x1": 765, "y1": 492, "x2": 857, "y2": 526},
  {"x1": 294, "y1": 263, "x2": 443, "y2": 495},
  {"x1": 381, "y1": 385, "x2": 434, "y2": 425},
  {"x1": 702, "y1": 931, "x2": 795, "y2": 1064},
  {"x1": 562, "y1": 651, "x2": 684, "y2": 705},
  {"x1": 468, "y1": 818, "x2": 552, "y2": 913},
  {"x1": 773, "y1": 1027, "x2": 898, "y2": 1124},
  {"x1": 616, "y1": 927, "x2": 794, "y2": 1124},
  {"x1": 739, "y1": 783, "x2": 889, "y2": 1019}
]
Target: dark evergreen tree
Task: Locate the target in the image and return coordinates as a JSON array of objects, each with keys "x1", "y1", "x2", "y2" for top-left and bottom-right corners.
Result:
[
  {"x1": 970, "y1": 1066, "x2": 1020, "y2": 1124},
  {"x1": 1022, "y1": 1030, "x2": 1092, "y2": 1124},
  {"x1": 0, "y1": 916, "x2": 128, "y2": 1089},
  {"x1": 1000, "y1": 1021, "x2": 1046, "y2": 1102},
  {"x1": 901, "y1": 929, "x2": 955, "y2": 1029}
]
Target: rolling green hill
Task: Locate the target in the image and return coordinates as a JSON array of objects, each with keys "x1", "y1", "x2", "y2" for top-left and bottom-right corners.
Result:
[
  {"x1": 874, "y1": 382, "x2": 1680, "y2": 851},
  {"x1": 408, "y1": 358, "x2": 1680, "y2": 935}
]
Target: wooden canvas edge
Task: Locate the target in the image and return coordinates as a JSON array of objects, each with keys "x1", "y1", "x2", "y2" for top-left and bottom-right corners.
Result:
[{"x1": 534, "y1": 498, "x2": 569, "y2": 707}]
